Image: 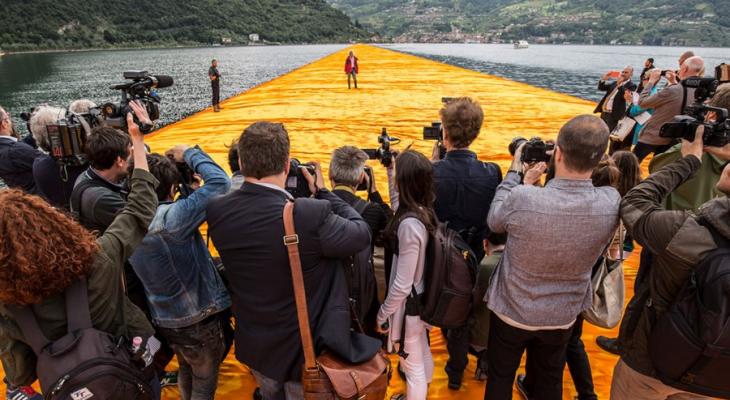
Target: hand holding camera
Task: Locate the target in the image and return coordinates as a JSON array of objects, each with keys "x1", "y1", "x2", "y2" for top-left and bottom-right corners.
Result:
[
  {"x1": 301, "y1": 161, "x2": 325, "y2": 195},
  {"x1": 681, "y1": 125, "x2": 705, "y2": 162},
  {"x1": 523, "y1": 162, "x2": 548, "y2": 186}
]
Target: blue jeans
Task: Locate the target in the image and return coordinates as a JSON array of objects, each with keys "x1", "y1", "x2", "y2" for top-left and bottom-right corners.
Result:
[
  {"x1": 157, "y1": 315, "x2": 228, "y2": 400},
  {"x1": 250, "y1": 370, "x2": 303, "y2": 400}
]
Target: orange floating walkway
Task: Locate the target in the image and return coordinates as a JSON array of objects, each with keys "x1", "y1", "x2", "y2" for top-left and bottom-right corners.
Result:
[
  {"x1": 147, "y1": 44, "x2": 627, "y2": 399},
  {"x1": 1, "y1": 44, "x2": 631, "y2": 399}
]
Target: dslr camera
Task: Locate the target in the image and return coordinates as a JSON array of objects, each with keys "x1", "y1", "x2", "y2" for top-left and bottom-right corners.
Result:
[
  {"x1": 363, "y1": 128, "x2": 400, "y2": 168},
  {"x1": 510, "y1": 137, "x2": 554, "y2": 163},
  {"x1": 99, "y1": 71, "x2": 173, "y2": 133},
  {"x1": 422, "y1": 97, "x2": 457, "y2": 160},
  {"x1": 286, "y1": 158, "x2": 317, "y2": 198},
  {"x1": 660, "y1": 63, "x2": 730, "y2": 147}
]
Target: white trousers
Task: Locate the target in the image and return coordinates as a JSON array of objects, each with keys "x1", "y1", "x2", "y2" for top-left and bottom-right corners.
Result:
[{"x1": 399, "y1": 316, "x2": 434, "y2": 400}]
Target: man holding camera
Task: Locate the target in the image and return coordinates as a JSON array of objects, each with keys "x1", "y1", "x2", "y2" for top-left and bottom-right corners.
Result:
[
  {"x1": 595, "y1": 66, "x2": 636, "y2": 152},
  {"x1": 28, "y1": 105, "x2": 88, "y2": 209},
  {"x1": 634, "y1": 56, "x2": 705, "y2": 162},
  {"x1": 0, "y1": 105, "x2": 43, "y2": 194},
  {"x1": 610, "y1": 125, "x2": 730, "y2": 399},
  {"x1": 207, "y1": 122, "x2": 381, "y2": 399},
  {"x1": 128, "y1": 145, "x2": 231, "y2": 400},
  {"x1": 430, "y1": 97, "x2": 502, "y2": 390},
  {"x1": 484, "y1": 115, "x2": 620, "y2": 400},
  {"x1": 329, "y1": 146, "x2": 392, "y2": 333}
]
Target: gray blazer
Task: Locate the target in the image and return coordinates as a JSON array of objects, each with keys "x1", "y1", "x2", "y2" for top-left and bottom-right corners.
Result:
[
  {"x1": 486, "y1": 172, "x2": 620, "y2": 328},
  {"x1": 638, "y1": 82, "x2": 695, "y2": 146}
]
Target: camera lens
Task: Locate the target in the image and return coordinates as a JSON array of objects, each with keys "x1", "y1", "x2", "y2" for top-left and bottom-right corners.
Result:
[{"x1": 509, "y1": 137, "x2": 527, "y2": 156}]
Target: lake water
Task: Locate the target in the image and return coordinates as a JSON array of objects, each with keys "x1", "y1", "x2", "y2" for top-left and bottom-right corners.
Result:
[
  {"x1": 386, "y1": 43, "x2": 729, "y2": 101},
  {"x1": 2, "y1": 43, "x2": 728, "y2": 133}
]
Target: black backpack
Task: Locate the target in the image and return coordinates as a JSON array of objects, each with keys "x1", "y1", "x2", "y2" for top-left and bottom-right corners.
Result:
[
  {"x1": 648, "y1": 219, "x2": 730, "y2": 398},
  {"x1": 393, "y1": 213, "x2": 478, "y2": 330},
  {"x1": 8, "y1": 279, "x2": 153, "y2": 400},
  {"x1": 345, "y1": 198, "x2": 379, "y2": 327}
]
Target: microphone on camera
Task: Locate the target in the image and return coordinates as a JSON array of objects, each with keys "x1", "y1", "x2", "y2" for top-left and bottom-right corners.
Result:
[{"x1": 146, "y1": 75, "x2": 174, "y2": 89}]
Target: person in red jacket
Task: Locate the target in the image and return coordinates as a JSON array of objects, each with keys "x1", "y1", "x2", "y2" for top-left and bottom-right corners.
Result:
[{"x1": 344, "y1": 51, "x2": 359, "y2": 89}]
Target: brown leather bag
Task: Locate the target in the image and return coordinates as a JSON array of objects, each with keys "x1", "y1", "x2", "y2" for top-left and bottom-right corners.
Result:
[{"x1": 283, "y1": 201, "x2": 390, "y2": 400}]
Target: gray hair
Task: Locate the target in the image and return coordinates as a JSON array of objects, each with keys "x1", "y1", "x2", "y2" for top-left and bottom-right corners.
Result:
[
  {"x1": 30, "y1": 105, "x2": 66, "y2": 151},
  {"x1": 68, "y1": 99, "x2": 97, "y2": 114},
  {"x1": 684, "y1": 56, "x2": 705, "y2": 76},
  {"x1": 329, "y1": 146, "x2": 368, "y2": 187}
]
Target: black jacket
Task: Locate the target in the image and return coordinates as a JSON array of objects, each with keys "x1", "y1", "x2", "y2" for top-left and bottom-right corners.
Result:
[
  {"x1": 70, "y1": 168, "x2": 127, "y2": 233},
  {"x1": 33, "y1": 154, "x2": 86, "y2": 210},
  {"x1": 433, "y1": 150, "x2": 502, "y2": 261},
  {"x1": 0, "y1": 137, "x2": 42, "y2": 193},
  {"x1": 207, "y1": 183, "x2": 381, "y2": 382},
  {"x1": 594, "y1": 79, "x2": 637, "y2": 121}
]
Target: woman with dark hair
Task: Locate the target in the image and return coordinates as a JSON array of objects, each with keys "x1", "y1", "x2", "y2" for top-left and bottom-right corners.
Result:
[
  {"x1": 377, "y1": 150, "x2": 436, "y2": 400},
  {"x1": 0, "y1": 116, "x2": 160, "y2": 396}
]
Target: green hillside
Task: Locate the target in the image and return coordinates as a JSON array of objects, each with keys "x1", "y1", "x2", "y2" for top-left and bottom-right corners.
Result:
[
  {"x1": 326, "y1": 0, "x2": 730, "y2": 46},
  {"x1": 0, "y1": 0, "x2": 367, "y2": 51}
]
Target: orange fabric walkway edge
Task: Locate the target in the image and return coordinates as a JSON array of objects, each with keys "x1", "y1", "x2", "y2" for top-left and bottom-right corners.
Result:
[{"x1": 0, "y1": 44, "x2": 632, "y2": 399}]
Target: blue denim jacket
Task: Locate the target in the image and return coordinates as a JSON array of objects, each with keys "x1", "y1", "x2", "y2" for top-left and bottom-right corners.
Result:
[{"x1": 130, "y1": 148, "x2": 231, "y2": 328}]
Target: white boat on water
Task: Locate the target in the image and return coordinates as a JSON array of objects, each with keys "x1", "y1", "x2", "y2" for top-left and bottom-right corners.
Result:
[{"x1": 514, "y1": 40, "x2": 529, "y2": 49}]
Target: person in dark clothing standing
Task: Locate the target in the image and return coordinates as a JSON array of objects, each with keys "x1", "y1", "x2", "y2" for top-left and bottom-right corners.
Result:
[
  {"x1": 431, "y1": 97, "x2": 503, "y2": 390},
  {"x1": 209, "y1": 59, "x2": 221, "y2": 112},
  {"x1": 637, "y1": 58, "x2": 654, "y2": 93},
  {"x1": 0, "y1": 105, "x2": 43, "y2": 194},
  {"x1": 329, "y1": 145, "x2": 392, "y2": 334},
  {"x1": 207, "y1": 122, "x2": 381, "y2": 398}
]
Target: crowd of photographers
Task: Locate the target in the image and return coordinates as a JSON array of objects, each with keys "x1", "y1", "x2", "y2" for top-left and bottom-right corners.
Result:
[{"x1": 0, "y1": 50, "x2": 729, "y2": 400}]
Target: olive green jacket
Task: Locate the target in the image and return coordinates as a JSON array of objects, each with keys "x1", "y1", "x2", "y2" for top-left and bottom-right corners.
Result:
[
  {"x1": 618, "y1": 156, "x2": 728, "y2": 376},
  {"x1": 649, "y1": 144, "x2": 726, "y2": 211},
  {"x1": 0, "y1": 169, "x2": 159, "y2": 386}
]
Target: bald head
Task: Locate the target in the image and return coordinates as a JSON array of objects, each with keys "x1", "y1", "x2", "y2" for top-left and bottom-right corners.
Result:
[
  {"x1": 556, "y1": 115, "x2": 610, "y2": 173},
  {"x1": 680, "y1": 56, "x2": 705, "y2": 80},
  {"x1": 679, "y1": 51, "x2": 695, "y2": 67}
]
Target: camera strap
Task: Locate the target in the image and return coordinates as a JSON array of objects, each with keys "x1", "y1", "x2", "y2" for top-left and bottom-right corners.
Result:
[
  {"x1": 680, "y1": 85, "x2": 689, "y2": 115},
  {"x1": 69, "y1": 111, "x2": 93, "y2": 138}
]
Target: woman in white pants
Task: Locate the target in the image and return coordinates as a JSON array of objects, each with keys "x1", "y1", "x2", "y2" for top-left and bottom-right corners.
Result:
[{"x1": 377, "y1": 150, "x2": 436, "y2": 400}]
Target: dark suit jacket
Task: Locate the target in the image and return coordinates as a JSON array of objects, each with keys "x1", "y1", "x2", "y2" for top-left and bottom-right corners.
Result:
[
  {"x1": 0, "y1": 137, "x2": 42, "y2": 193},
  {"x1": 207, "y1": 183, "x2": 381, "y2": 382},
  {"x1": 594, "y1": 79, "x2": 637, "y2": 123}
]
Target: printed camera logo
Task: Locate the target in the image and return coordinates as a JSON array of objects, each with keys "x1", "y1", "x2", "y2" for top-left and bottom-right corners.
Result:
[{"x1": 70, "y1": 387, "x2": 94, "y2": 400}]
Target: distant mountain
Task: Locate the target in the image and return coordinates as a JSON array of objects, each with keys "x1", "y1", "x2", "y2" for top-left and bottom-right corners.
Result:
[
  {"x1": 0, "y1": 0, "x2": 367, "y2": 51},
  {"x1": 325, "y1": 0, "x2": 730, "y2": 46}
]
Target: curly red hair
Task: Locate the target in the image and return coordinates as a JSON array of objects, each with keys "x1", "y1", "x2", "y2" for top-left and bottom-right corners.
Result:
[{"x1": 0, "y1": 189, "x2": 98, "y2": 305}]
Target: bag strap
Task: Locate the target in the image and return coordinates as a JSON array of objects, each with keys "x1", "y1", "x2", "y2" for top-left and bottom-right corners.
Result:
[
  {"x1": 282, "y1": 201, "x2": 318, "y2": 372},
  {"x1": 352, "y1": 198, "x2": 369, "y2": 216},
  {"x1": 65, "y1": 278, "x2": 92, "y2": 331},
  {"x1": 6, "y1": 305, "x2": 51, "y2": 354}
]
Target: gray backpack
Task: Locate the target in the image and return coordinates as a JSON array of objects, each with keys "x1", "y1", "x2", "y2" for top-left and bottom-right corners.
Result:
[{"x1": 8, "y1": 279, "x2": 153, "y2": 400}]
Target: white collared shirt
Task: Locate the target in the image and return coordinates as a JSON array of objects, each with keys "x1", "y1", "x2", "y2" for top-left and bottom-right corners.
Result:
[
  {"x1": 0, "y1": 135, "x2": 19, "y2": 143},
  {"x1": 250, "y1": 181, "x2": 294, "y2": 200}
]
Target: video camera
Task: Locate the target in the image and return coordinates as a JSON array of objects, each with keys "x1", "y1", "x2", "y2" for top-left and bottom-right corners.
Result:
[
  {"x1": 363, "y1": 128, "x2": 400, "y2": 168},
  {"x1": 509, "y1": 136, "x2": 554, "y2": 163},
  {"x1": 286, "y1": 158, "x2": 317, "y2": 198},
  {"x1": 660, "y1": 64, "x2": 730, "y2": 147},
  {"x1": 45, "y1": 110, "x2": 103, "y2": 168},
  {"x1": 99, "y1": 71, "x2": 173, "y2": 133}
]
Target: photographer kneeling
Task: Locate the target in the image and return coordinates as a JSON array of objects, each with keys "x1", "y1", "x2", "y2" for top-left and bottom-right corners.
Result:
[
  {"x1": 0, "y1": 113, "x2": 163, "y2": 398},
  {"x1": 484, "y1": 115, "x2": 620, "y2": 400},
  {"x1": 128, "y1": 145, "x2": 231, "y2": 400},
  {"x1": 329, "y1": 146, "x2": 392, "y2": 335},
  {"x1": 610, "y1": 125, "x2": 730, "y2": 399}
]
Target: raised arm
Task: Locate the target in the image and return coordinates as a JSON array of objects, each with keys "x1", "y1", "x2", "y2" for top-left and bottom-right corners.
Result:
[
  {"x1": 621, "y1": 130, "x2": 704, "y2": 254},
  {"x1": 163, "y1": 146, "x2": 230, "y2": 235},
  {"x1": 314, "y1": 190, "x2": 371, "y2": 258},
  {"x1": 97, "y1": 107, "x2": 158, "y2": 266}
]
